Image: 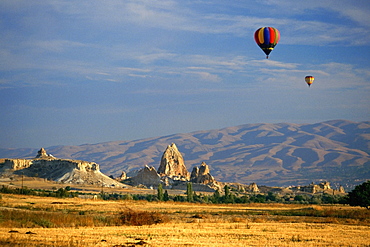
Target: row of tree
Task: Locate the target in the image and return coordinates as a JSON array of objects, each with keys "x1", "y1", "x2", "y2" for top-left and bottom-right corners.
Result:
[
  {"x1": 161, "y1": 181, "x2": 370, "y2": 208},
  {"x1": 156, "y1": 183, "x2": 348, "y2": 205},
  {"x1": 0, "y1": 185, "x2": 75, "y2": 198},
  {"x1": 1, "y1": 181, "x2": 369, "y2": 209}
]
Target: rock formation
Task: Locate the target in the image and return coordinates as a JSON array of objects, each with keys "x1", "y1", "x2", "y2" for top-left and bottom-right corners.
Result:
[
  {"x1": 190, "y1": 162, "x2": 216, "y2": 184},
  {"x1": 119, "y1": 171, "x2": 127, "y2": 180},
  {"x1": 292, "y1": 181, "x2": 339, "y2": 194},
  {"x1": 0, "y1": 159, "x2": 32, "y2": 172},
  {"x1": 318, "y1": 181, "x2": 331, "y2": 190},
  {"x1": 157, "y1": 143, "x2": 189, "y2": 180},
  {"x1": 246, "y1": 182, "x2": 259, "y2": 193},
  {"x1": 0, "y1": 148, "x2": 124, "y2": 187},
  {"x1": 125, "y1": 143, "x2": 222, "y2": 191},
  {"x1": 339, "y1": 185, "x2": 345, "y2": 193},
  {"x1": 35, "y1": 148, "x2": 55, "y2": 159},
  {"x1": 127, "y1": 165, "x2": 160, "y2": 188},
  {"x1": 190, "y1": 162, "x2": 220, "y2": 191}
]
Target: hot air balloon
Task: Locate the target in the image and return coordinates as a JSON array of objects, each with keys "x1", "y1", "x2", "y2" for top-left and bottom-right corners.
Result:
[
  {"x1": 305, "y1": 76, "x2": 314, "y2": 87},
  {"x1": 254, "y1": 27, "x2": 280, "y2": 59}
]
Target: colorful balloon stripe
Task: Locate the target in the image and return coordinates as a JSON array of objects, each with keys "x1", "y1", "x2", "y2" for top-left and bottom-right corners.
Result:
[{"x1": 254, "y1": 27, "x2": 280, "y2": 58}]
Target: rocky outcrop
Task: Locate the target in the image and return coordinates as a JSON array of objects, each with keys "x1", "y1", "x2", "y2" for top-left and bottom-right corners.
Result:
[
  {"x1": 246, "y1": 182, "x2": 259, "y2": 193},
  {"x1": 318, "y1": 181, "x2": 331, "y2": 190},
  {"x1": 232, "y1": 183, "x2": 259, "y2": 193},
  {"x1": 124, "y1": 144, "x2": 222, "y2": 191},
  {"x1": 186, "y1": 162, "x2": 220, "y2": 191},
  {"x1": 190, "y1": 162, "x2": 216, "y2": 184},
  {"x1": 339, "y1": 185, "x2": 345, "y2": 193},
  {"x1": 126, "y1": 165, "x2": 160, "y2": 188},
  {"x1": 291, "y1": 181, "x2": 342, "y2": 194},
  {"x1": 119, "y1": 171, "x2": 127, "y2": 180},
  {"x1": 0, "y1": 159, "x2": 32, "y2": 172},
  {"x1": 158, "y1": 143, "x2": 189, "y2": 180},
  {"x1": 0, "y1": 149, "x2": 124, "y2": 187},
  {"x1": 35, "y1": 148, "x2": 55, "y2": 159}
]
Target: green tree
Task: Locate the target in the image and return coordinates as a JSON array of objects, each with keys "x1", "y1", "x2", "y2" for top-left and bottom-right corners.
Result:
[
  {"x1": 294, "y1": 195, "x2": 305, "y2": 202},
  {"x1": 186, "y1": 182, "x2": 193, "y2": 202},
  {"x1": 157, "y1": 183, "x2": 164, "y2": 201},
  {"x1": 223, "y1": 185, "x2": 234, "y2": 203},
  {"x1": 163, "y1": 190, "x2": 169, "y2": 201},
  {"x1": 267, "y1": 192, "x2": 278, "y2": 202},
  {"x1": 347, "y1": 181, "x2": 370, "y2": 209},
  {"x1": 56, "y1": 188, "x2": 69, "y2": 198},
  {"x1": 224, "y1": 185, "x2": 230, "y2": 198},
  {"x1": 212, "y1": 189, "x2": 221, "y2": 203}
]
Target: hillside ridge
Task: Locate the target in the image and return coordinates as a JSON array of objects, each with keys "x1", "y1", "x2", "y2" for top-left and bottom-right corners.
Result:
[{"x1": 1, "y1": 120, "x2": 369, "y2": 189}]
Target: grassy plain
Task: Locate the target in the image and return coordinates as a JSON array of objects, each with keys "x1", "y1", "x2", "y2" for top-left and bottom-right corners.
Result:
[{"x1": 0, "y1": 194, "x2": 369, "y2": 246}]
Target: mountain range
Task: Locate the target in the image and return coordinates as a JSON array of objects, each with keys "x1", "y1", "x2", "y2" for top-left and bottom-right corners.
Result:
[{"x1": 1, "y1": 120, "x2": 369, "y2": 189}]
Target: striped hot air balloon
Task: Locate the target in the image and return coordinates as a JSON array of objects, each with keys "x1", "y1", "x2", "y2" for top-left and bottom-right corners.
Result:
[
  {"x1": 254, "y1": 27, "x2": 280, "y2": 59},
  {"x1": 305, "y1": 76, "x2": 315, "y2": 87}
]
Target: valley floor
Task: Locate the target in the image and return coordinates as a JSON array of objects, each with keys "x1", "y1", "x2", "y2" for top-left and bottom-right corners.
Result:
[
  {"x1": 1, "y1": 222, "x2": 370, "y2": 247},
  {"x1": 0, "y1": 194, "x2": 369, "y2": 246}
]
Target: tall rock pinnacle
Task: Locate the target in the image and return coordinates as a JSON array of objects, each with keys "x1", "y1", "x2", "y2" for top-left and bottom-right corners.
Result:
[
  {"x1": 35, "y1": 148, "x2": 55, "y2": 159},
  {"x1": 157, "y1": 143, "x2": 190, "y2": 179}
]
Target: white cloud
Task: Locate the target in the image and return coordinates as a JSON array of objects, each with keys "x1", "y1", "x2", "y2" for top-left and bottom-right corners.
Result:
[
  {"x1": 251, "y1": 60, "x2": 299, "y2": 69},
  {"x1": 118, "y1": 67, "x2": 151, "y2": 73},
  {"x1": 136, "y1": 52, "x2": 177, "y2": 64},
  {"x1": 265, "y1": 0, "x2": 370, "y2": 28},
  {"x1": 186, "y1": 71, "x2": 221, "y2": 82},
  {"x1": 2, "y1": 0, "x2": 369, "y2": 48},
  {"x1": 28, "y1": 40, "x2": 87, "y2": 53}
]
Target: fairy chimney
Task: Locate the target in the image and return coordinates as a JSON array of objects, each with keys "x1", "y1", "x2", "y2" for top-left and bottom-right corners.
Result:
[
  {"x1": 158, "y1": 143, "x2": 190, "y2": 180},
  {"x1": 190, "y1": 162, "x2": 215, "y2": 184},
  {"x1": 35, "y1": 148, "x2": 55, "y2": 159}
]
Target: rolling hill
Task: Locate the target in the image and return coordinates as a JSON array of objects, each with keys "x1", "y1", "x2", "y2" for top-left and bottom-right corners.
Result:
[{"x1": 1, "y1": 120, "x2": 369, "y2": 189}]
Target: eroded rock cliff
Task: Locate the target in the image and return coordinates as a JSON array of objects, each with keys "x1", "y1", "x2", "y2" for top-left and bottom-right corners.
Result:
[{"x1": 0, "y1": 148, "x2": 123, "y2": 187}]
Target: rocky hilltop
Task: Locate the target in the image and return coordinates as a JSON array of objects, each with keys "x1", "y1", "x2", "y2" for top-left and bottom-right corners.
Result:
[
  {"x1": 115, "y1": 143, "x2": 344, "y2": 195},
  {"x1": 0, "y1": 148, "x2": 124, "y2": 187},
  {"x1": 0, "y1": 120, "x2": 369, "y2": 189},
  {"x1": 124, "y1": 143, "x2": 221, "y2": 191}
]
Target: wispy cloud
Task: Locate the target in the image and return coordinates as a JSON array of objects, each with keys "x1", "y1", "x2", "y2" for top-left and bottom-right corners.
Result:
[
  {"x1": 186, "y1": 71, "x2": 221, "y2": 82},
  {"x1": 265, "y1": 0, "x2": 370, "y2": 27},
  {"x1": 3, "y1": 0, "x2": 365, "y2": 46},
  {"x1": 29, "y1": 40, "x2": 87, "y2": 53}
]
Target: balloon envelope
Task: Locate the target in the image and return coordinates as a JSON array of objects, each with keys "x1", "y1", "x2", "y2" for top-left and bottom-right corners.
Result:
[
  {"x1": 254, "y1": 27, "x2": 280, "y2": 58},
  {"x1": 305, "y1": 76, "x2": 314, "y2": 87}
]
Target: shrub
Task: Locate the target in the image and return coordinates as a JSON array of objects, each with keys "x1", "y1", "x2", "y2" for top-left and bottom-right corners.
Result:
[
  {"x1": 346, "y1": 180, "x2": 370, "y2": 209},
  {"x1": 34, "y1": 218, "x2": 54, "y2": 228},
  {"x1": 119, "y1": 208, "x2": 168, "y2": 226}
]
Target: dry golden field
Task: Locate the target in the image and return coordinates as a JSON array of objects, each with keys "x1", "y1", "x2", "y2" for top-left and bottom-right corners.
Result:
[{"x1": 0, "y1": 194, "x2": 370, "y2": 246}]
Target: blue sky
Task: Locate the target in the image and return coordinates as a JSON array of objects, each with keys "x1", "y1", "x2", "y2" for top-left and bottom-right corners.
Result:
[{"x1": 1, "y1": 0, "x2": 369, "y2": 148}]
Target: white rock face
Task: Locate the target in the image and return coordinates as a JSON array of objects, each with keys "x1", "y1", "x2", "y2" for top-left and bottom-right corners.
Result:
[
  {"x1": 1, "y1": 159, "x2": 32, "y2": 171},
  {"x1": 0, "y1": 149, "x2": 124, "y2": 187},
  {"x1": 157, "y1": 143, "x2": 190, "y2": 180}
]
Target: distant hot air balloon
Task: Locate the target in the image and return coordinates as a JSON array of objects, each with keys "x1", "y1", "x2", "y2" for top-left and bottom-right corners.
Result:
[
  {"x1": 254, "y1": 27, "x2": 280, "y2": 59},
  {"x1": 305, "y1": 76, "x2": 314, "y2": 87}
]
